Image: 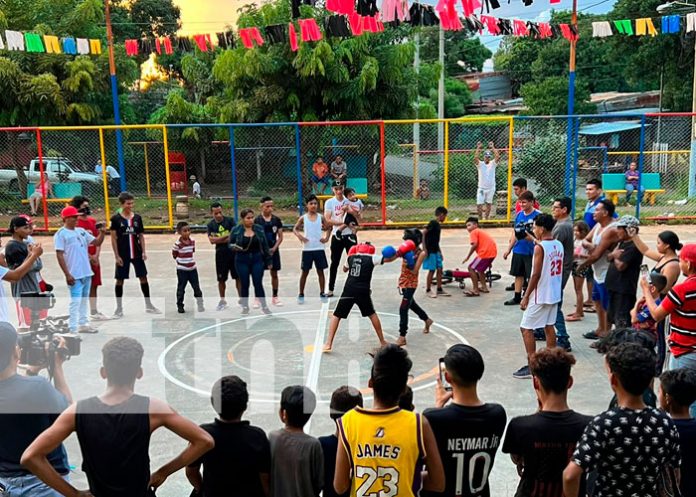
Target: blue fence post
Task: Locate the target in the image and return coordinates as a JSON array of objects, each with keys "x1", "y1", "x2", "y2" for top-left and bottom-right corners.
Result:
[
  {"x1": 295, "y1": 124, "x2": 304, "y2": 216},
  {"x1": 564, "y1": 116, "x2": 574, "y2": 197},
  {"x1": 571, "y1": 117, "x2": 581, "y2": 219},
  {"x1": 636, "y1": 115, "x2": 647, "y2": 219},
  {"x1": 228, "y1": 125, "x2": 239, "y2": 223}
]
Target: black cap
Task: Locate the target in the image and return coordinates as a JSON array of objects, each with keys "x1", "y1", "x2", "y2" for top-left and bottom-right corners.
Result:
[
  {"x1": 9, "y1": 216, "x2": 30, "y2": 233},
  {"x1": 332, "y1": 181, "x2": 344, "y2": 188}
]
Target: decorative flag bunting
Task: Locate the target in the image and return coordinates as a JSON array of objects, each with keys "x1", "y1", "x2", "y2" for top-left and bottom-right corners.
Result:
[{"x1": 0, "y1": 29, "x2": 102, "y2": 55}]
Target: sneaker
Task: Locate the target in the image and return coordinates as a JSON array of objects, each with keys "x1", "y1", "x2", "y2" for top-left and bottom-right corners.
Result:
[
  {"x1": 253, "y1": 299, "x2": 261, "y2": 309},
  {"x1": 78, "y1": 325, "x2": 99, "y2": 334},
  {"x1": 436, "y1": 289, "x2": 451, "y2": 297},
  {"x1": 112, "y1": 309, "x2": 124, "y2": 319},
  {"x1": 261, "y1": 306, "x2": 272, "y2": 315},
  {"x1": 272, "y1": 296, "x2": 283, "y2": 306},
  {"x1": 146, "y1": 306, "x2": 162, "y2": 315},
  {"x1": 504, "y1": 298, "x2": 521, "y2": 306},
  {"x1": 557, "y1": 339, "x2": 572, "y2": 352},
  {"x1": 533, "y1": 328, "x2": 546, "y2": 341},
  {"x1": 177, "y1": 306, "x2": 185, "y2": 314},
  {"x1": 326, "y1": 291, "x2": 334, "y2": 298},
  {"x1": 197, "y1": 303, "x2": 205, "y2": 312},
  {"x1": 320, "y1": 293, "x2": 329, "y2": 303},
  {"x1": 297, "y1": 294, "x2": 305, "y2": 305},
  {"x1": 241, "y1": 306, "x2": 250, "y2": 315},
  {"x1": 216, "y1": 300, "x2": 228, "y2": 311},
  {"x1": 512, "y1": 365, "x2": 532, "y2": 379},
  {"x1": 90, "y1": 312, "x2": 111, "y2": 321},
  {"x1": 505, "y1": 284, "x2": 515, "y2": 291},
  {"x1": 428, "y1": 291, "x2": 437, "y2": 299}
]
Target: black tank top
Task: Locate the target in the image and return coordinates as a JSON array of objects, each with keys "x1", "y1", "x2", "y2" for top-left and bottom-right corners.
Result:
[{"x1": 75, "y1": 394, "x2": 151, "y2": 497}]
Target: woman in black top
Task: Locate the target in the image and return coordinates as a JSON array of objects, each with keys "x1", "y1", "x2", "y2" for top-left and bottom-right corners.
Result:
[
  {"x1": 230, "y1": 209, "x2": 272, "y2": 315},
  {"x1": 632, "y1": 230, "x2": 682, "y2": 294}
]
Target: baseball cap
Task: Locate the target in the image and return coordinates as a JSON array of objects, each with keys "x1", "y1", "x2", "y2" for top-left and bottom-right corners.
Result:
[
  {"x1": 8, "y1": 216, "x2": 30, "y2": 232},
  {"x1": 19, "y1": 214, "x2": 33, "y2": 223},
  {"x1": 483, "y1": 151, "x2": 493, "y2": 158},
  {"x1": 61, "y1": 206, "x2": 80, "y2": 219},
  {"x1": 0, "y1": 322, "x2": 18, "y2": 371},
  {"x1": 189, "y1": 175, "x2": 197, "y2": 181},
  {"x1": 331, "y1": 181, "x2": 344, "y2": 188},
  {"x1": 615, "y1": 215, "x2": 639, "y2": 230},
  {"x1": 680, "y1": 244, "x2": 696, "y2": 264}
]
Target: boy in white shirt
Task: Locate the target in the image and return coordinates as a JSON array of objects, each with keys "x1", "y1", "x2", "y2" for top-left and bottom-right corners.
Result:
[
  {"x1": 514, "y1": 214, "x2": 563, "y2": 379},
  {"x1": 54, "y1": 206, "x2": 106, "y2": 334},
  {"x1": 474, "y1": 141, "x2": 499, "y2": 220},
  {"x1": 293, "y1": 194, "x2": 330, "y2": 304},
  {"x1": 191, "y1": 175, "x2": 201, "y2": 199}
]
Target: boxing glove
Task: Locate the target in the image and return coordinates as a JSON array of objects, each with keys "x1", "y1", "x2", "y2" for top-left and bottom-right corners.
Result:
[
  {"x1": 396, "y1": 239, "x2": 417, "y2": 257},
  {"x1": 381, "y1": 245, "x2": 397, "y2": 259},
  {"x1": 404, "y1": 251, "x2": 416, "y2": 269}
]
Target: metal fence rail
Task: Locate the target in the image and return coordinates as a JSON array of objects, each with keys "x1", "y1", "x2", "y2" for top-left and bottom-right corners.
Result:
[{"x1": 1, "y1": 114, "x2": 695, "y2": 230}]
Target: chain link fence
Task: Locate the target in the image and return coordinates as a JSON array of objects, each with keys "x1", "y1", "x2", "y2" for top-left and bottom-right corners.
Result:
[{"x1": 5, "y1": 115, "x2": 696, "y2": 229}]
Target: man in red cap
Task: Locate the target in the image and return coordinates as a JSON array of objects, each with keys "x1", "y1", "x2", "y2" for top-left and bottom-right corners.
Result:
[
  {"x1": 640, "y1": 243, "x2": 696, "y2": 417},
  {"x1": 54, "y1": 206, "x2": 106, "y2": 334}
]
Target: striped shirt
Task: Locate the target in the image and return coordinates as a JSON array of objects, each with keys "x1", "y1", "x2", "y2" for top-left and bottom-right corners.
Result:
[
  {"x1": 172, "y1": 237, "x2": 196, "y2": 271},
  {"x1": 661, "y1": 275, "x2": 696, "y2": 357}
]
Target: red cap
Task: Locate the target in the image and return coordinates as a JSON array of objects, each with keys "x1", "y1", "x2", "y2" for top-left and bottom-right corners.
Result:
[
  {"x1": 680, "y1": 244, "x2": 696, "y2": 264},
  {"x1": 19, "y1": 214, "x2": 33, "y2": 224},
  {"x1": 60, "y1": 206, "x2": 80, "y2": 219}
]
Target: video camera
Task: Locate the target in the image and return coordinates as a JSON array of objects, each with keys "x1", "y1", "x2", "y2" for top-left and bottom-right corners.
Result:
[
  {"x1": 514, "y1": 221, "x2": 535, "y2": 241},
  {"x1": 17, "y1": 292, "x2": 80, "y2": 368}
]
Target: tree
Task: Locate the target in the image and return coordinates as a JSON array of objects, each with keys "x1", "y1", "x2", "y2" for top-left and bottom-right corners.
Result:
[{"x1": 520, "y1": 76, "x2": 594, "y2": 115}]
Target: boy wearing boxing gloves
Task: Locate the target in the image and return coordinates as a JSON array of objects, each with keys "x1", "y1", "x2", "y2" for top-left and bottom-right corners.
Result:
[
  {"x1": 395, "y1": 229, "x2": 433, "y2": 346},
  {"x1": 323, "y1": 242, "x2": 396, "y2": 352}
]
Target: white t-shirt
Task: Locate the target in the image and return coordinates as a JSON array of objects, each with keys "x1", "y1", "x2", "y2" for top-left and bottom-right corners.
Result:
[
  {"x1": 192, "y1": 182, "x2": 201, "y2": 195},
  {"x1": 324, "y1": 196, "x2": 351, "y2": 235},
  {"x1": 591, "y1": 223, "x2": 612, "y2": 284},
  {"x1": 0, "y1": 265, "x2": 10, "y2": 323},
  {"x1": 532, "y1": 239, "x2": 564, "y2": 305},
  {"x1": 477, "y1": 160, "x2": 497, "y2": 191},
  {"x1": 348, "y1": 199, "x2": 364, "y2": 213},
  {"x1": 302, "y1": 213, "x2": 325, "y2": 251},
  {"x1": 54, "y1": 227, "x2": 95, "y2": 280}
]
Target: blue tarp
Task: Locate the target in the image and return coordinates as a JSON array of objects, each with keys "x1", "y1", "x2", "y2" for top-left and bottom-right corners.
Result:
[{"x1": 578, "y1": 121, "x2": 647, "y2": 136}]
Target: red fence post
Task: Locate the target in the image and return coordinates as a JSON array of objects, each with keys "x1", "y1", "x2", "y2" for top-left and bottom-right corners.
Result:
[
  {"x1": 35, "y1": 129, "x2": 49, "y2": 232},
  {"x1": 379, "y1": 121, "x2": 386, "y2": 226}
]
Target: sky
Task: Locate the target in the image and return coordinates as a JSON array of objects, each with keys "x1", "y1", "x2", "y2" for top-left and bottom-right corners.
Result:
[{"x1": 174, "y1": 0, "x2": 618, "y2": 56}]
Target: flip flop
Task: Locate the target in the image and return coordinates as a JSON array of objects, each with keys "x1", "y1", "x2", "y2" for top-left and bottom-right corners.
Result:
[
  {"x1": 479, "y1": 288, "x2": 490, "y2": 293},
  {"x1": 464, "y1": 291, "x2": 480, "y2": 297},
  {"x1": 566, "y1": 314, "x2": 583, "y2": 322},
  {"x1": 584, "y1": 306, "x2": 597, "y2": 313}
]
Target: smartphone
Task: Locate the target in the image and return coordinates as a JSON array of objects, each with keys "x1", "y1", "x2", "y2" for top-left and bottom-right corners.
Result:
[
  {"x1": 640, "y1": 264, "x2": 651, "y2": 283},
  {"x1": 438, "y1": 358, "x2": 452, "y2": 392},
  {"x1": 230, "y1": 243, "x2": 243, "y2": 252},
  {"x1": 95, "y1": 222, "x2": 104, "y2": 230}
]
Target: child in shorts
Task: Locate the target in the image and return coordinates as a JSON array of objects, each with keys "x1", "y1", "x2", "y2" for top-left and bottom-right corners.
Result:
[
  {"x1": 567, "y1": 220, "x2": 590, "y2": 322},
  {"x1": 293, "y1": 194, "x2": 330, "y2": 304},
  {"x1": 396, "y1": 228, "x2": 433, "y2": 346}
]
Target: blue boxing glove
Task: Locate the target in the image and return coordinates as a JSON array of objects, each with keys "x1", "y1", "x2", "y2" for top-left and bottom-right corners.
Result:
[
  {"x1": 404, "y1": 251, "x2": 416, "y2": 269},
  {"x1": 382, "y1": 245, "x2": 397, "y2": 259}
]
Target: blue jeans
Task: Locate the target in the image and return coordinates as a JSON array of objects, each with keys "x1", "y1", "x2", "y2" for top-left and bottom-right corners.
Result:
[
  {"x1": 0, "y1": 473, "x2": 69, "y2": 497},
  {"x1": 234, "y1": 252, "x2": 266, "y2": 307},
  {"x1": 554, "y1": 296, "x2": 569, "y2": 340},
  {"x1": 669, "y1": 352, "x2": 696, "y2": 417},
  {"x1": 625, "y1": 183, "x2": 644, "y2": 203},
  {"x1": 68, "y1": 276, "x2": 91, "y2": 332}
]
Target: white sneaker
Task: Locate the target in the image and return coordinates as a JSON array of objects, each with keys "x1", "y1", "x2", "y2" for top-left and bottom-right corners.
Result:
[
  {"x1": 216, "y1": 300, "x2": 228, "y2": 311},
  {"x1": 272, "y1": 296, "x2": 283, "y2": 306},
  {"x1": 253, "y1": 299, "x2": 261, "y2": 309},
  {"x1": 91, "y1": 312, "x2": 111, "y2": 321}
]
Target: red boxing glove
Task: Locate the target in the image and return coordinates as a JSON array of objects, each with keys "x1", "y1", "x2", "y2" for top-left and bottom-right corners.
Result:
[{"x1": 396, "y1": 239, "x2": 416, "y2": 257}]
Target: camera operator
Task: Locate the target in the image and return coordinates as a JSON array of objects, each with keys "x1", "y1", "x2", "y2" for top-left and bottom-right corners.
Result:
[
  {"x1": 0, "y1": 322, "x2": 72, "y2": 496},
  {"x1": 0, "y1": 242, "x2": 44, "y2": 323}
]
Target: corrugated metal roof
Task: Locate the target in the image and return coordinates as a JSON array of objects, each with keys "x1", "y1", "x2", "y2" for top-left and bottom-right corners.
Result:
[{"x1": 578, "y1": 121, "x2": 646, "y2": 136}]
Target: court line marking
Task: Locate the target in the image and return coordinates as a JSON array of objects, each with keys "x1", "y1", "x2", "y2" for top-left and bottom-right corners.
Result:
[
  {"x1": 157, "y1": 310, "x2": 469, "y2": 403},
  {"x1": 304, "y1": 300, "x2": 331, "y2": 433}
]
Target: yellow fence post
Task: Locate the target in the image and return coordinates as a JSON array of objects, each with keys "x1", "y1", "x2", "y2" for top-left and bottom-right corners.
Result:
[
  {"x1": 162, "y1": 126, "x2": 174, "y2": 229},
  {"x1": 444, "y1": 120, "x2": 449, "y2": 209},
  {"x1": 98, "y1": 128, "x2": 111, "y2": 222},
  {"x1": 507, "y1": 116, "x2": 514, "y2": 223},
  {"x1": 143, "y1": 143, "x2": 151, "y2": 198}
]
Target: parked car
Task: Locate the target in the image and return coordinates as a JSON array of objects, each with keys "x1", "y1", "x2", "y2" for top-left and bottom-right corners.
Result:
[{"x1": 0, "y1": 157, "x2": 103, "y2": 196}]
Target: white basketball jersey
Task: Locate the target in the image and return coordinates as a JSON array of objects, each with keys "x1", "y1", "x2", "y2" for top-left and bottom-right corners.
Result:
[{"x1": 533, "y1": 239, "x2": 564, "y2": 305}]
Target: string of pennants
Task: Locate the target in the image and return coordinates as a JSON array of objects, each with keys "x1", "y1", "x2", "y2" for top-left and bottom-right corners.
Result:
[
  {"x1": 592, "y1": 13, "x2": 696, "y2": 37},
  {"x1": 0, "y1": 30, "x2": 102, "y2": 55},
  {"x1": 123, "y1": 8, "x2": 579, "y2": 56}
]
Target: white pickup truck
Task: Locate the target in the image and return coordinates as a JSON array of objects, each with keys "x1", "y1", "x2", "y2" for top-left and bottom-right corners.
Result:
[{"x1": 0, "y1": 157, "x2": 103, "y2": 195}]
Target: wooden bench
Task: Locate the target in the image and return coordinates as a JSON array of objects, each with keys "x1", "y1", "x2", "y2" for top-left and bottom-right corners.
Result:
[
  {"x1": 602, "y1": 172, "x2": 665, "y2": 206},
  {"x1": 317, "y1": 177, "x2": 368, "y2": 209}
]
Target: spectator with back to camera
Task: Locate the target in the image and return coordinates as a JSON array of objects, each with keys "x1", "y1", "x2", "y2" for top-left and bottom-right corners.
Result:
[
  {"x1": 0, "y1": 323, "x2": 72, "y2": 497},
  {"x1": 22, "y1": 336, "x2": 214, "y2": 497}
]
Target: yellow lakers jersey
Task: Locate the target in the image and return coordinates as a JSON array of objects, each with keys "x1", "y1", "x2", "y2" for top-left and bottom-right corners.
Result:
[{"x1": 338, "y1": 406, "x2": 425, "y2": 497}]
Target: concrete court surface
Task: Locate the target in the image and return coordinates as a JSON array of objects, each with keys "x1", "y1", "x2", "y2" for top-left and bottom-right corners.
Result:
[{"x1": 21, "y1": 224, "x2": 696, "y2": 497}]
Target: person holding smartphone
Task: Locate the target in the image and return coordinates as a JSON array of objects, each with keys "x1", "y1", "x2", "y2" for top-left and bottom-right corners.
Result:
[
  {"x1": 605, "y1": 216, "x2": 643, "y2": 331},
  {"x1": 423, "y1": 344, "x2": 506, "y2": 497}
]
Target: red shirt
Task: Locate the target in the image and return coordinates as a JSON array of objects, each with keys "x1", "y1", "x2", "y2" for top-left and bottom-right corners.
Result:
[
  {"x1": 77, "y1": 217, "x2": 98, "y2": 256},
  {"x1": 514, "y1": 199, "x2": 540, "y2": 213},
  {"x1": 661, "y1": 274, "x2": 696, "y2": 357}
]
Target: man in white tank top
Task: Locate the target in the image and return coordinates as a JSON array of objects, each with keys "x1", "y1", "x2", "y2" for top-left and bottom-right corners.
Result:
[
  {"x1": 292, "y1": 194, "x2": 330, "y2": 304},
  {"x1": 576, "y1": 199, "x2": 624, "y2": 343},
  {"x1": 513, "y1": 214, "x2": 564, "y2": 379}
]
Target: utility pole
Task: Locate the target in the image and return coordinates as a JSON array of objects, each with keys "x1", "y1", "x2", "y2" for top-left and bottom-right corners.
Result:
[{"x1": 104, "y1": 0, "x2": 127, "y2": 191}]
